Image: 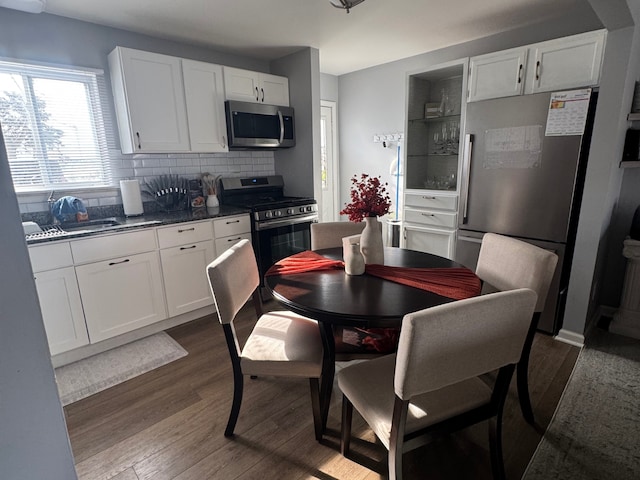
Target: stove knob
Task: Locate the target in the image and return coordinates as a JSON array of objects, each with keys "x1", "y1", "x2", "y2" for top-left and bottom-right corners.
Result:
[
  {"x1": 299, "y1": 207, "x2": 305, "y2": 213},
  {"x1": 265, "y1": 211, "x2": 272, "y2": 218},
  {"x1": 275, "y1": 210, "x2": 283, "y2": 217},
  {"x1": 287, "y1": 208, "x2": 294, "y2": 214},
  {"x1": 306, "y1": 206, "x2": 313, "y2": 212}
]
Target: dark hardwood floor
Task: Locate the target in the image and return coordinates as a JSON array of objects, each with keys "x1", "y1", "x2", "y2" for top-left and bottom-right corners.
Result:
[{"x1": 64, "y1": 301, "x2": 580, "y2": 479}]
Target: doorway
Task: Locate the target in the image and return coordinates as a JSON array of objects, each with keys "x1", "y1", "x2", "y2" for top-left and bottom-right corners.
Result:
[{"x1": 320, "y1": 101, "x2": 338, "y2": 222}]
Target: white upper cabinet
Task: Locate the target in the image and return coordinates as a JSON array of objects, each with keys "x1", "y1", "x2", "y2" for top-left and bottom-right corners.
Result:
[
  {"x1": 223, "y1": 66, "x2": 290, "y2": 106},
  {"x1": 109, "y1": 47, "x2": 229, "y2": 153},
  {"x1": 525, "y1": 30, "x2": 606, "y2": 95},
  {"x1": 467, "y1": 30, "x2": 606, "y2": 102},
  {"x1": 182, "y1": 59, "x2": 228, "y2": 152},
  {"x1": 467, "y1": 47, "x2": 527, "y2": 102},
  {"x1": 109, "y1": 47, "x2": 190, "y2": 153}
]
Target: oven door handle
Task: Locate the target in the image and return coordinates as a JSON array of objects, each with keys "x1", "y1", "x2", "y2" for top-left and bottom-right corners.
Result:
[{"x1": 255, "y1": 214, "x2": 318, "y2": 231}]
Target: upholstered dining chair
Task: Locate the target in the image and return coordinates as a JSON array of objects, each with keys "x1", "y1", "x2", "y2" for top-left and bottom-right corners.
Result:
[
  {"x1": 475, "y1": 232, "x2": 558, "y2": 424},
  {"x1": 310, "y1": 221, "x2": 365, "y2": 250},
  {"x1": 310, "y1": 221, "x2": 398, "y2": 358},
  {"x1": 338, "y1": 288, "x2": 537, "y2": 480},
  {"x1": 206, "y1": 239, "x2": 324, "y2": 440}
]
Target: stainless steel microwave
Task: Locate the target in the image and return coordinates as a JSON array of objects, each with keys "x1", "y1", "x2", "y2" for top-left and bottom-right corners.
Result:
[{"x1": 225, "y1": 100, "x2": 295, "y2": 149}]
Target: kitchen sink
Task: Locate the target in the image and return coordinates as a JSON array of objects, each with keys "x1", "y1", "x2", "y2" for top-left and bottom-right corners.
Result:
[{"x1": 61, "y1": 218, "x2": 122, "y2": 232}]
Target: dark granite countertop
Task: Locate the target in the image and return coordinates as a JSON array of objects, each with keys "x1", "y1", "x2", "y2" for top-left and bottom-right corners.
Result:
[{"x1": 26, "y1": 205, "x2": 250, "y2": 245}]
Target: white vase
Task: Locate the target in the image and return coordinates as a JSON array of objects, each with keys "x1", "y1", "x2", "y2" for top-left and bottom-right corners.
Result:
[
  {"x1": 344, "y1": 242, "x2": 365, "y2": 275},
  {"x1": 360, "y1": 217, "x2": 384, "y2": 265}
]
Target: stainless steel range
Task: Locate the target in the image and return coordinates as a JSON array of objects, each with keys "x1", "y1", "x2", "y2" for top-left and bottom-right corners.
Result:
[{"x1": 219, "y1": 175, "x2": 318, "y2": 297}]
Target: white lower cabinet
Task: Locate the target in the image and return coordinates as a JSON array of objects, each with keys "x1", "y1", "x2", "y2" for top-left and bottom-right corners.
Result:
[
  {"x1": 76, "y1": 251, "x2": 167, "y2": 343},
  {"x1": 28, "y1": 214, "x2": 251, "y2": 358},
  {"x1": 160, "y1": 240, "x2": 215, "y2": 317},
  {"x1": 34, "y1": 267, "x2": 89, "y2": 355},
  {"x1": 29, "y1": 242, "x2": 89, "y2": 355},
  {"x1": 403, "y1": 224, "x2": 456, "y2": 259}
]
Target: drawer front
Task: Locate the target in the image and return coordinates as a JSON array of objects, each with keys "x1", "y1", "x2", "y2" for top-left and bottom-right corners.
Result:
[
  {"x1": 157, "y1": 220, "x2": 213, "y2": 249},
  {"x1": 405, "y1": 208, "x2": 457, "y2": 229},
  {"x1": 29, "y1": 242, "x2": 73, "y2": 272},
  {"x1": 215, "y1": 232, "x2": 252, "y2": 256},
  {"x1": 71, "y1": 229, "x2": 157, "y2": 264},
  {"x1": 213, "y1": 215, "x2": 250, "y2": 238},
  {"x1": 405, "y1": 193, "x2": 457, "y2": 211}
]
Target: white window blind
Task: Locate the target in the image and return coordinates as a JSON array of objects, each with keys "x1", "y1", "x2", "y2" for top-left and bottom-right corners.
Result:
[{"x1": 0, "y1": 59, "x2": 111, "y2": 192}]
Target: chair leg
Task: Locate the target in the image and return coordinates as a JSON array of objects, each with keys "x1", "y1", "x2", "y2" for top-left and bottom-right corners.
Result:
[
  {"x1": 488, "y1": 415, "x2": 506, "y2": 480},
  {"x1": 225, "y1": 366, "x2": 244, "y2": 437},
  {"x1": 389, "y1": 397, "x2": 408, "y2": 480},
  {"x1": 518, "y1": 314, "x2": 540, "y2": 424},
  {"x1": 309, "y1": 378, "x2": 323, "y2": 442},
  {"x1": 341, "y1": 395, "x2": 353, "y2": 456}
]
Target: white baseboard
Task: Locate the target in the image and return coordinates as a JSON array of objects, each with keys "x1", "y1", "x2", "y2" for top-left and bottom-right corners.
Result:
[{"x1": 554, "y1": 329, "x2": 585, "y2": 348}]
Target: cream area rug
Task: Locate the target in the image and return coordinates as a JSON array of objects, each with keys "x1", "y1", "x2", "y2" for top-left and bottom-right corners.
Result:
[
  {"x1": 55, "y1": 332, "x2": 188, "y2": 406},
  {"x1": 523, "y1": 329, "x2": 640, "y2": 480}
]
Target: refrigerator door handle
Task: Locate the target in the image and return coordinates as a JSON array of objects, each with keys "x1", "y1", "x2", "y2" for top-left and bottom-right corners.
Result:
[{"x1": 461, "y1": 133, "x2": 474, "y2": 224}]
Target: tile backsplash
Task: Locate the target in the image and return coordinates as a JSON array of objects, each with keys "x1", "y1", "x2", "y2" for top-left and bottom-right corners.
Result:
[{"x1": 18, "y1": 149, "x2": 275, "y2": 219}]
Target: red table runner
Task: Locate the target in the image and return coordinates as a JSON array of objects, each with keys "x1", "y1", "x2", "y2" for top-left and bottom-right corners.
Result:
[{"x1": 265, "y1": 250, "x2": 481, "y2": 300}]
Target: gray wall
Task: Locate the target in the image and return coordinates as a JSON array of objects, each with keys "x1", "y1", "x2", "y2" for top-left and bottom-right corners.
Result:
[
  {"x1": 272, "y1": 47, "x2": 321, "y2": 199},
  {"x1": 337, "y1": 6, "x2": 640, "y2": 338},
  {"x1": 562, "y1": 23, "x2": 639, "y2": 335},
  {"x1": 320, "y1": 73, "x2": 339, "y2": 102},
  {"x1": 0, "y1": 129, "x2": 77, "y2": 478}
]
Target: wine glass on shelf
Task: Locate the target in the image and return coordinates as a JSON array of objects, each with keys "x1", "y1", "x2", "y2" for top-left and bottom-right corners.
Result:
[{"x1": 432, "y1": 131, "x2": 441, "y2": 154}]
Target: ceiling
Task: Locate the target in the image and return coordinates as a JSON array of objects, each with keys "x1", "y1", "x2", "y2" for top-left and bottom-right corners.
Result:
[{"x1": 39, "y1": 0, "x2": 597, "y2": 76}]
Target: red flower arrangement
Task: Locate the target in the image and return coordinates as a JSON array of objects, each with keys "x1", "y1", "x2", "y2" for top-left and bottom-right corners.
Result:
[{"x1": 340, "y1": 174, "x2": 392, "y2": 222}]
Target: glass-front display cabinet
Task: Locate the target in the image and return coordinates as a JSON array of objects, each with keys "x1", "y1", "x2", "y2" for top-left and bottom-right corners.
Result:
[{"x1": 405, "y1": 63, "x2": 466, "y2": 191}]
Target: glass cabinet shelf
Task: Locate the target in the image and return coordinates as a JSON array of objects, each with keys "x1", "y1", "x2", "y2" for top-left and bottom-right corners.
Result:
[{"x1": 409, "y1": 114, "x2": 461, "y2": 123}]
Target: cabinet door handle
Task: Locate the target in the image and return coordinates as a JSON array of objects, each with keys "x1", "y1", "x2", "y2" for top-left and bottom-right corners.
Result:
[
  {"x1": 461, "y1": 133, "x2": 474, "y2": 224},
  {"x1": 421, "y1": 213, "x2": 436, "y2": 217},
  {"x1": 227, "y1": 237, "x2": 242, "y2": 243},
  {"x1": 180, "y1": 245, "x2": 197, "y2": 250},
  {"x1": 255, "y1": 86, "x2": 259, "y2": 102},
  {"x1": 517, "y1": 64, "x2": 523, "y2": 84},
  {"x1": 222, "y1": 135, "x2": 227, "y2": 148},
  {"x1": 109, "y1": 259, "x2": 130, "y2": 266},
  {"x1": 421, "y1": 196, "x2": 436, "y2": 200},
  {"x1": 260, "y1": 87, "x2": 265, "y2": 102},
  {"x1": 536, "y1": 60, "x2": 540, "y2": 81},
  {"x1": 226, "y1": 219, "x2": 240, "y2": 224},
  {"x1": 178, "y1": 227, "x2": 195, "y2": 233},
  {"x1": 136, "y1": 132, "x2": 141, "y2": 149}
]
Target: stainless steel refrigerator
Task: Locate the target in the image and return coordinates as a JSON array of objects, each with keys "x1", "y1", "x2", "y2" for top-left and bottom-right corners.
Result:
[{"x1": 455, "y1": 89, "x2": 598, "y2": 334}]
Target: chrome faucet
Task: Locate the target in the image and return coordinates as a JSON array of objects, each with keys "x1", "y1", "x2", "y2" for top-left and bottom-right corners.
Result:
[{"x1": 47, "y1": 190, "x2": 57, "y2": 224}]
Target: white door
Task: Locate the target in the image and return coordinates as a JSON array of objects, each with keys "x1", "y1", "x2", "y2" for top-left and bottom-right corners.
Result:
[{"x1": 320, "y1": 101, "x2": 339, "y2": 222}]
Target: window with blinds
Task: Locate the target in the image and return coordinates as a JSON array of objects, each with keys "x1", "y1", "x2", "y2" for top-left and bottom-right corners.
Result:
[{"x1": 0, "y1": 59, "x2": 111, "y2": 192}]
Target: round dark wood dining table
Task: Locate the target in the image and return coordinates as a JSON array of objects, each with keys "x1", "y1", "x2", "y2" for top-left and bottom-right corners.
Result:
[{"x1": 263, "y1": 246, "x2": 468, "y2": 438}]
